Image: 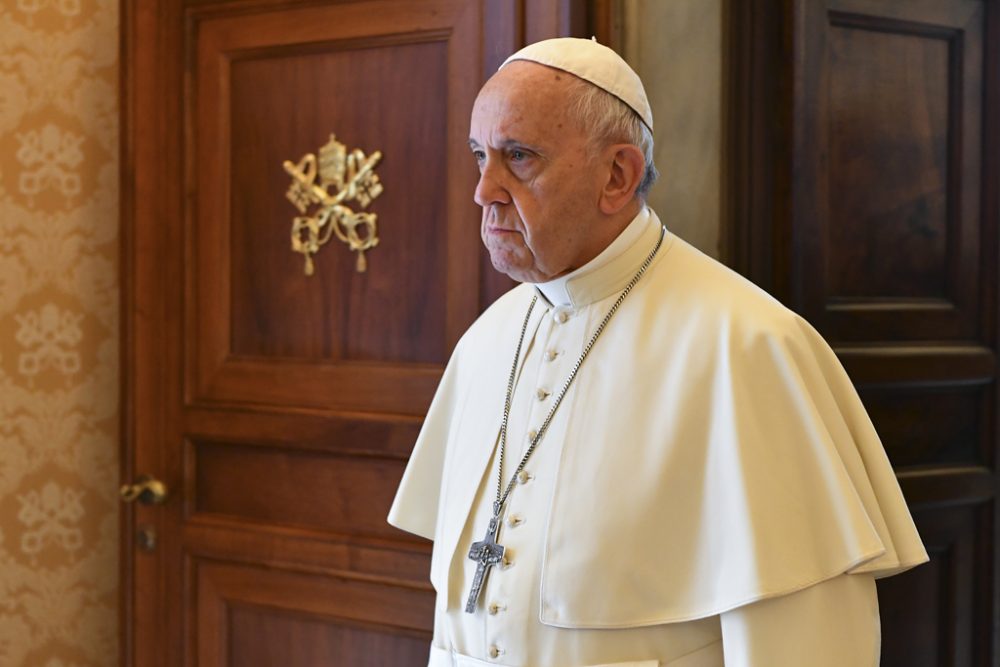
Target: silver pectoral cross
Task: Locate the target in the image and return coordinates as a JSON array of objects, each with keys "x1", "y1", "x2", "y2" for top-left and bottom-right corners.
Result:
[{"x1": 465, "y1": 514, "x2": 506, "y2": 613}]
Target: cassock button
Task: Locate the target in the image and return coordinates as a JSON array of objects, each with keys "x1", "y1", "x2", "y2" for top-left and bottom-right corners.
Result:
[
  {"x1": 507, "y1": 514, "x2": 524, "y2": 527},
  {"x1": 545, "y1": 349, "x2": 559, "y2": 362},
  {"x1": 555, "y1": 310, "x2": 570, "y2": 324},
  {"x1": 489, "y1": 645, "x2": 504, "y2": 659},
  {"x1": 527, "y1": 429, "x2": 538, "y2": 441},
  {"x1": 536, "y1": 388, "x2": 550, "y2": 401},
  {"x1": 517, "y1": 470, "x2": 533, "y2": 485},
  {"x1": 488, "y1": 601, "x2": 506, "y2": 615}
]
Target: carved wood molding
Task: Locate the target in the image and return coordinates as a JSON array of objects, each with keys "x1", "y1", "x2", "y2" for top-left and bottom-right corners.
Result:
[{"x1": 721, "y1": 0, "x2": 792, "y2": 294}]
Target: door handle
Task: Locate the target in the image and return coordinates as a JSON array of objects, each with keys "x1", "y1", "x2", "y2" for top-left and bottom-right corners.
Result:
[{"x1": 120, "y1": 475, "x2": 168, "y2": 505}]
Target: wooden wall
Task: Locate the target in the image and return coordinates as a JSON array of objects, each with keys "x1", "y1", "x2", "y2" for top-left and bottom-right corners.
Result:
[{"x1": 727, "y1": 0, "x2": 999, "y2": 664}]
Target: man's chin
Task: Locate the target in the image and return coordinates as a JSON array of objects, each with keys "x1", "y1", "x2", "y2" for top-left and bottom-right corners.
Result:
[{"x1": 488, "y1": 256, "x2": 537, "y2": 283}]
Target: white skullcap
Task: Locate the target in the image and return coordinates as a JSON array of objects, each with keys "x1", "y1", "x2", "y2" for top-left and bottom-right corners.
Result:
[{"x1": 500, "y1": 37, "x2": 653, "y2": 131}]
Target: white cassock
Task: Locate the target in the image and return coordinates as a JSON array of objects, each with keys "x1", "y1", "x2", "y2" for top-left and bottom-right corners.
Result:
[{"x1": 389, "y1": 207, "x2": 928, "y2": 666}]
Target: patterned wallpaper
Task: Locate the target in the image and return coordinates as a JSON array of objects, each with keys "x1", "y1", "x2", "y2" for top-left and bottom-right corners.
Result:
[{"x1": 0, "y1": 0, "x2": 119, "y2": 665}]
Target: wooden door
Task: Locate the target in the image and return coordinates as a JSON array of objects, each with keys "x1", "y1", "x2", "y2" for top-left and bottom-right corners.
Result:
[
  {"x1": 119, "y1": 1, "x2": 583, "y2": 665},
  {"x1": 727, "y1": 0, "x2": 999, "y2": 664}
]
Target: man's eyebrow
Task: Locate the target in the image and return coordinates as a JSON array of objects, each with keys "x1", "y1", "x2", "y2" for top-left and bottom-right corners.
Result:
[{"x1": 467, "y1": 138, "x2": 542, "y2": 151}]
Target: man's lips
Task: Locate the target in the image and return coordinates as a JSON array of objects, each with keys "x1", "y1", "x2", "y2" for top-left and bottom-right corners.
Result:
[{"x1": 486, "y1": 225, "x2": 521, "y2": 235}]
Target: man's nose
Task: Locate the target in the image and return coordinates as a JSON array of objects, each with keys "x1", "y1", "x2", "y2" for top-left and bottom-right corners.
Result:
[{"x1": 474, "y1": 162, "x2": 511, "y2": 207}]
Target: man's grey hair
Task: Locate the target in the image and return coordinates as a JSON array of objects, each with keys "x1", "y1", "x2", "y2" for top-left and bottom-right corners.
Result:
[{"x1": 566, "y1": 79, "x2": 658, "y2": 198}]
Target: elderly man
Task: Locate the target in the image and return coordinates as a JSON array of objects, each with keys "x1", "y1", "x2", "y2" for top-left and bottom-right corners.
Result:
[{"x1": 389, "y1": 38, "x2": 927, "y2": 667}]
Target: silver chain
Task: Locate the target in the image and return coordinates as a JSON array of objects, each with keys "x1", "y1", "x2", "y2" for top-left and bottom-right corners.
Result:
[{"x1": 493, "y1": 226, "x2": 666, "y2": 515}]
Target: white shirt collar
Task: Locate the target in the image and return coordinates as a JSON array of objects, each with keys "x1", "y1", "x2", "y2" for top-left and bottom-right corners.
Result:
[{"x1": 534, "y1": 207, "x2": 660, "y2": 309}]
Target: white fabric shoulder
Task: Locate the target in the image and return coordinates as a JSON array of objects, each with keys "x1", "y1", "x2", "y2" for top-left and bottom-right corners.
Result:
[{"x1": 536, "y1": 235, "x2": 927, "y2": 627}]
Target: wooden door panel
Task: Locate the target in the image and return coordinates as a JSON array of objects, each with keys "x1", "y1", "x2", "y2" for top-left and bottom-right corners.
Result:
[
  {"x1": 123, "y1": 0, "x2": 583, "y2": 664},
  {"x1": 800, "y1": 1, "x2": 984, "y2": 343},
  {"x1": 196, "y1": 560, "x2": 433, "y2": 666},
  {"x1": 727, "y1": 0, "x2": 999, "y2": 663},
  {"x1": 858, "y1": 385, "x2": 987, "y2": 467},
  {"x1": 183, "y1": 519, "x2": 435, "y2": 584},
  {"x1": 877, "y1": 501, "x2": 988, "y2": 666},
  {"x1": 188, "y1": 0, "x2": 482, "y2": 413},
  {"x1": 227, "y1": 36, "x2": 450, "y2": 364},
  {"x1": 839, "y1": 346, "x2": 995, "y2": 469},
  {"x1": 182, "y1": 408, "x2": 424, "y2": 540},
  {"x1": 826, "y1": 17, "x2": 952, "y2": 300},
  {"x1": 228, "y1": 606, "x2": 430, "y2": 667},
  {"x1": 826, "y1": 13, "x2": 963, "y2": 301},
  {"x1": 188, "y1": 439, "x2": 409, "y2": 537},
  {"x1": 178, "y1": 3, "x2": 482, "y2": 665},
  {"x1": 795, "y1": 3, "x2": 997, "y2": 663},
  {"x1": 182, "y1": 406, "x2": 424, "y2": 459}
]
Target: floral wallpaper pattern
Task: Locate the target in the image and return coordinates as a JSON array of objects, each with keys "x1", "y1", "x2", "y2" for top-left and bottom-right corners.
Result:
[{"x1": 0, "y1": 0, "x2": 118, "y2": 665}]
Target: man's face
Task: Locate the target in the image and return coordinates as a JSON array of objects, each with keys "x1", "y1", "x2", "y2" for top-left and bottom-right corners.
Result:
[{"x1": 469, "y1": 62, "x2": 606, "y2": 283}]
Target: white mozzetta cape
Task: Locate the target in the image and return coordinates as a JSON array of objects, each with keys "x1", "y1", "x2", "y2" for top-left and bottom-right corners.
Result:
[{"x1": 389, "y1": 210, "x2": 927, "y2": 631}]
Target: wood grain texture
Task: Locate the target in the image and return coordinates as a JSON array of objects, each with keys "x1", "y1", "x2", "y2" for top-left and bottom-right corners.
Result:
[
  {"x1": 191, "y1": 439, "x2": 410, "y2": 537},
  {"x1": 122, "y1": 1, "x2": 582, "y2": 665},
  {"x1": 826, "y1": 16, "x2": 953, "y2": 301},
  {"x1": 860, "y1": 386, "x2": 985, "y2": 467},
  {"x1": 188, "y1": 1, "x2": 484, "y2": 412},
  {"x1": 723, "y1": 0, "x2": 1000, "y2": 663},
  {"x1": 228, "y1": 604, "x2": 431, "y2": 667},
  {"x1": 196, "y1": 560, "x2": 434, "y2": 666},
  {"x1": 800, "y1": 1, "x2": 983, "y2": 343},
  {"x1": 228, "y1": 38, "x2": 450, "y2": 363},
  {"x1": 121, "y1": 1, "x2": 189, "y2": 665},
  {"x1": 877, "y1": 502, "x2": 982, "y2": 666}
]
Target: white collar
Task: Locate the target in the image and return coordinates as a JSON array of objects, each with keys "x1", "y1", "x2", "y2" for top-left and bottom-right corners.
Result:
[{"x1": 534, "y1": 207, "x2": 660, "y2": 309}]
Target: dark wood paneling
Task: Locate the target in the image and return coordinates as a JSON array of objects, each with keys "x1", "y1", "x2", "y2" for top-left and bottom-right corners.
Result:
[
  {"x1": 121, "y1": 0, "x2": 190, "y2": 664},
  {"x1": 862, "y1": 386, "x2": 986, "y2": 467},
  {"x1": 124, "y1": 1, "x2": 586, "y2": 665},
  {"x1": 196, "y1": 560, "x2": 433, "y2": 666},
  {"x1": 876, "y1": 504, "x2": 974, "y2": 667},
  {"x1": 838, "y1": 345, "x2": 995, "y2": 386},
  {"x1": 799, "y1": 2, "x2": 984, "y2": 343},
  {"x1": 190, "y1": 439, "x2": 407, "y2": 537},
  {"x1": 183, "y1": 518, "x2": 432, "y2": 584},
  {"x1": 826, "y1": 15, "x2": 954, "y2": 302},
  {"x1": 722, "y1": 0, "x2": 792, "y2": 295},
  {"x1": 898, "y1": 466, "x2": 994, "y2": 510},
  {"x1": 183, "y1": 406, "x2": 423, "y2": 459},
  {"x1": 228, "y1": 37, "x2": 449, "y2": 363},
  {"x1": 726, "y1": 0, "x2": 1000, "y2": 664},
  {"x1": 841, "y1": 345, "x2": 995, "y2": 468},
  {"x1": 187, "y1": 1, "x2": 484, "y2": 412},
  {"x1": 191, "y1": 359, "x2": 442, "y2": 414},
  {"x1": 229, "y1": 604, "x2": 430, "y2": 667},
  {"x1": 524, "y1": 0, "x2": 587, "y2": 44}
]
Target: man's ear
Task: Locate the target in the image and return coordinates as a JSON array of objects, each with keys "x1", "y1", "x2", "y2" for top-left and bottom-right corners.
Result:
[{"x1": 598, "y1": 144, "x2": 645, "y2": 214}]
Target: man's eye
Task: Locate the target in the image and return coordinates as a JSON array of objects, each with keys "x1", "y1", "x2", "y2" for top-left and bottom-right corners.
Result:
[
  {"x1": 510, "y1": 149, "x2": 527, "y2": 161},
  {"x1": 472, "y1": 149, "x2": 486, "y2": 162}
]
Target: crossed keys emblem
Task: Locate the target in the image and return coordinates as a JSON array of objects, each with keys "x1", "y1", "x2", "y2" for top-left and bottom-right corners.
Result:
[{"x1": 282, "y1": 134, "x2": 384, "y2": 275}]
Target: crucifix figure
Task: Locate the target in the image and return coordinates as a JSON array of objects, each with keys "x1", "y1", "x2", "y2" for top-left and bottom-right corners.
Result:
[{"x1": 465, "y1": 514, "x2": 506, "y2": 613}]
